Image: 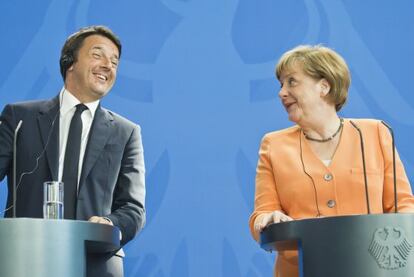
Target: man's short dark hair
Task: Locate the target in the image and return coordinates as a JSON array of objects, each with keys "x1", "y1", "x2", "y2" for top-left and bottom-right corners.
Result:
[{"x1": 60, "y1": 25, "x2": 122, "y2": 81}]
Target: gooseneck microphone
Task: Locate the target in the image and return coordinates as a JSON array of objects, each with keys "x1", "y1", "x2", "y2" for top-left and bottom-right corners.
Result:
[
  {"x1": 381, "y1": 121, "x2": 398, "y2": 213},
  {"x1": 13, "y1": 120, "x2": 23, "y2": 218},
  {"x1": 350, "y1": 121, "x2": 371, "y2": 214}
]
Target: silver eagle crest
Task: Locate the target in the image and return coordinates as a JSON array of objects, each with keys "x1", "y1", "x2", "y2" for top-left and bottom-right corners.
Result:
[{"x1": 369, "y1": 226, "x2": 412, "y2": 270}]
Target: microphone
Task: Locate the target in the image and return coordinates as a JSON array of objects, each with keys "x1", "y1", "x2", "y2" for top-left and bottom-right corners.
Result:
[
  {"x1": 350, "y1": 121, "x2": 371, "y2": 214},
  {"x1": 1, "y1": 89, "x2": 67, "y2": 216},
  {"x1": 14, "y1": 89, "x2": 65, "y2": 189},
  {"x1": 380, "y1": 121, "x2": 398, "y2": 213},
  {"x1": 13, "y1": 120, "x2": 23, "y2": 218}
]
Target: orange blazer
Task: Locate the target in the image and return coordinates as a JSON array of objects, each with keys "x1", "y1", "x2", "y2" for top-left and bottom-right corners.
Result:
[{"x1": 249, "y1": 119, "x2": 414, "y2": 277}]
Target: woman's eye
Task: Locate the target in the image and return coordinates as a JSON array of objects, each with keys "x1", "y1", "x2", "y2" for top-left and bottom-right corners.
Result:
[{"x1": 288, "y1": 78, "x2": 296, "y2": 86}]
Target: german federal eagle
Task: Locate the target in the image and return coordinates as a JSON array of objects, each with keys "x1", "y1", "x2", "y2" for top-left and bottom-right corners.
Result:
[{"x1": 369, "y1": 226, "x2": 412, "y2": 270}]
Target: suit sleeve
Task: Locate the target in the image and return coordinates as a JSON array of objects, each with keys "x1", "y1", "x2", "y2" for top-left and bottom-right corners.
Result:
[
  {"x1": 106, "y1": 124, "x2": 146, "y2": 245},
  {"x1": 378, "y1": 121, "x2": 414, "y2": 212},
  {"x1": 0, "y1": 105, "x2": 16, "y2": 181},
  {"x1": 249, "y1": 135, "x2": 283, "y2": 241}
]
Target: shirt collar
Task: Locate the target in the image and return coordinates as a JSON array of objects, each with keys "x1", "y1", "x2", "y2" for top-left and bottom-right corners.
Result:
[{"x1": 59, "y1": 87, "x2": 100, "y2": 117}]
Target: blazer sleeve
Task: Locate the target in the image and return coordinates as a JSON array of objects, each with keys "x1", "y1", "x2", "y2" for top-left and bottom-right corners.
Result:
[
  {"x1": 106, "y1": 124, "x2": 146, "y2": 245},
  {"x1": 249, "y1": 135, "x2": 283, "y2": 241},
  {"x1": 0, "y1": 105, "x2": 16, "y2": 181},
  {"x1": 378, "y1": 121, "x2": 414, "y2": 212}
]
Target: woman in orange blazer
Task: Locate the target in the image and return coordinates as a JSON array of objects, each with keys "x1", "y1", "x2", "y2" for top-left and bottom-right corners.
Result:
[{"x1": 249, "y1": 45, "x2": 414, "y2": 277}]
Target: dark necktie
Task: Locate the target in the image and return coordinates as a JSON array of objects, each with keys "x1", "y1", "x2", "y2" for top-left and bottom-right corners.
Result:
[{"x1": 63, "y1": 104, "x2": 88, "y2": 219}]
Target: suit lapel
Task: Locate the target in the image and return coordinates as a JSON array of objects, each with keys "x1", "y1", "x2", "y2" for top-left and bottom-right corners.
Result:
[
  {"x1": 37, "y1": 96, "x2": 60, "y2": 181},
  {"x1": 79, "y1": 105, "x2": 113, "y2": 191}
]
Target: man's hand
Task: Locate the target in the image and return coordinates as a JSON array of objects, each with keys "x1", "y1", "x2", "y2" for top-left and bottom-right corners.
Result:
[{"x1": 88, "y1": 216, "x2": 113, "y2": 226}]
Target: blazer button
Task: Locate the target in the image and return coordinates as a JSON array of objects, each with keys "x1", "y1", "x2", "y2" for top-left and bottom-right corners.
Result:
[
  {"x1": 324, "y1": 173, "x2": 333, "y2": 181},
  {"x1": 327, "y1": 200, "x2": 336, "y2": 208}
]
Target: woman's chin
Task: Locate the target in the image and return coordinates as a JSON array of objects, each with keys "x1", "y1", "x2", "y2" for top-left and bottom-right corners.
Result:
[{"x1": 287, "y1": 113, "x2": 301, "y2": 124}]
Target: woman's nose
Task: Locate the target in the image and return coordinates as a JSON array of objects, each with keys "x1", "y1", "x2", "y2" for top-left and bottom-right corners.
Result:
[{"x1": 278, "y1": 86, "x2": 287, "y2": 99}]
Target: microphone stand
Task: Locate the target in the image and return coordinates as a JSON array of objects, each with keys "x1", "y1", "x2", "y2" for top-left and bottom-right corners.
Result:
[
  {"x1": 381, "y1": 121, "x2": 398, "y2": 213},
  {"x1": 13, "y1": 120, "x2": 23, "y2": 218},
  {"x1": 350, "y1": 121, "x2": 371, "y2": 214}
]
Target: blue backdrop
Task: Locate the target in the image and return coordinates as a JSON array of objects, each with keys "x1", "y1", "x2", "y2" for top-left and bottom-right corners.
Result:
[{"x1": 1, "y1": 1, "x2": 414, "y2": 276}]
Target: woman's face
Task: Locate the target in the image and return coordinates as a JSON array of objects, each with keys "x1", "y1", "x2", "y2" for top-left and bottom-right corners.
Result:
[{"x1": 278, "y1": 63, "x2": 328, "y2": 124}]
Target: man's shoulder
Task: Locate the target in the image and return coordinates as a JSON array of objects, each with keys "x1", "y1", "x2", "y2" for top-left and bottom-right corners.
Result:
[
  {"x1": 3, "y1": 98, "x2": 58, "y2": 115},
  {"x1": 7, "y1": 97, "x2": 57, "y2": 112},
  {"x1": 101, "y1": 107, "x2": 141, "y2": 131}
]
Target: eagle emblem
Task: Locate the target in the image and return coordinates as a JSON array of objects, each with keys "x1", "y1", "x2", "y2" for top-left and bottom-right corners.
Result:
[{"x1": 369, "y1": 226, "x2": 412, "y2": 270}]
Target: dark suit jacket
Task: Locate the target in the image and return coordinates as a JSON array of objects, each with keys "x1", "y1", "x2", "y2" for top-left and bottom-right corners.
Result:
[{"x1": 0, "y1": 95, "x2": 145, "y2": 274}]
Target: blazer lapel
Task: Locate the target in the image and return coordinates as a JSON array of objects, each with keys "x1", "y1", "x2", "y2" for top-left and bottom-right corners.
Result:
[
  {"x1": 79, "y1": 106, "x2": 113, "y2": 190},
  {"x1": 299, "y1": 131, "x2": 327, "y2": 176},
  {"x1": 37, "y1": 96, "x2": 60, "y2": 181}
]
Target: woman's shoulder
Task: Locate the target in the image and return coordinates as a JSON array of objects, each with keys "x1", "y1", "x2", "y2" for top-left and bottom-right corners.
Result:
[
  {"x1": 343, "y1": 118, "x2": 382, "y2": 131},
  {"x1": 344, "y1": 118, "x2": 381, "y2": 125},
  {"x1": 262, "y1": 125, "x2": 301, "y2": 142}
]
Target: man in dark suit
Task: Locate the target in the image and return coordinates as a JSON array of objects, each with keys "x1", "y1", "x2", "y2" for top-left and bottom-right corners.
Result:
[{"x1": 0, "y1": 26, "x2": 145, "y2": 276}]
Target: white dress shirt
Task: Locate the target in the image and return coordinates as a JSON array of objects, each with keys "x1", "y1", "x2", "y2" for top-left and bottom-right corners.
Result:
[{"x1": 58, "y1": 88, "x2": 99, "y2": 186}]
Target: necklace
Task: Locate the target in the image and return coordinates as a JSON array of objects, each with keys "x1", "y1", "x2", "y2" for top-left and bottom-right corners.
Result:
[{"x1": 303, "y1": 118, "x2": 344, "y2": 143}]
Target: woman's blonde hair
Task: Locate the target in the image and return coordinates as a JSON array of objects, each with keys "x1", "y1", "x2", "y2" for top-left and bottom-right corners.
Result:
[{"x1": 276, "y1": 45, "x2": 350, "y2": 111}]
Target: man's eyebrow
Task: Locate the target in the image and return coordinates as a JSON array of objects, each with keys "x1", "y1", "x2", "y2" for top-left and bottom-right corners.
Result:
[
  {"x1": 91, "y1": 46, "x2": 104, "y2": 51},
  {"x1": 91, "y1": 46, "x2": 119, "y2": 60}
]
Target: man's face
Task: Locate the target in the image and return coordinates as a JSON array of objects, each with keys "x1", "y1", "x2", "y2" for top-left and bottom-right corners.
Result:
[{"x1": 66, "y1": 34, "x2": 119, "y2": 102}]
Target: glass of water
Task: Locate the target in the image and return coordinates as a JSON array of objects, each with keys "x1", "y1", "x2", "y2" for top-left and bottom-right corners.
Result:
[{"x1": 43, "y1": 181, "x2": 64, "y2": 219}]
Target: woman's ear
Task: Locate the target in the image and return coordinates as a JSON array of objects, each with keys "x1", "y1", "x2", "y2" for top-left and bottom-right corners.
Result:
[{"x1": 319, "y1": 78, "x2": 331, "y2": 97}]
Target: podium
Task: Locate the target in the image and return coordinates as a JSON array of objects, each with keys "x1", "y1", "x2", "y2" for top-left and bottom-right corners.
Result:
[
  {"x1": 260, "y1": 214, "x2": 414, "y2": 277},
  {"x1": 0, "y1": 218, "x2": 120, "y2": 277}
]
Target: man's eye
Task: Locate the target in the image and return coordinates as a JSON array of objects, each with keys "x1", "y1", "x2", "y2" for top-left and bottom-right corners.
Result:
[
  {"x1": 288, "y1": 78, "x2": 296, "y2": 86},
  {"x1": 92, "y1": 53, "x2": 101, "y2": 58},
  {"x1": 111, "y1": 60, "x2": 118, "y2": 67}
]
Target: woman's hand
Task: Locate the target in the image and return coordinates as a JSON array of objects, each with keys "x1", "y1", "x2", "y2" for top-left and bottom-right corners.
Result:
[{"x1": 254, "y1": 211, "x2": 293, "y2": 233}]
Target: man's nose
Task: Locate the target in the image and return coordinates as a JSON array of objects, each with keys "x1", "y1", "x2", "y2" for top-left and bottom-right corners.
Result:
[{"x1": 100, "y1": 57, "x2": 113, "y2": 69}]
